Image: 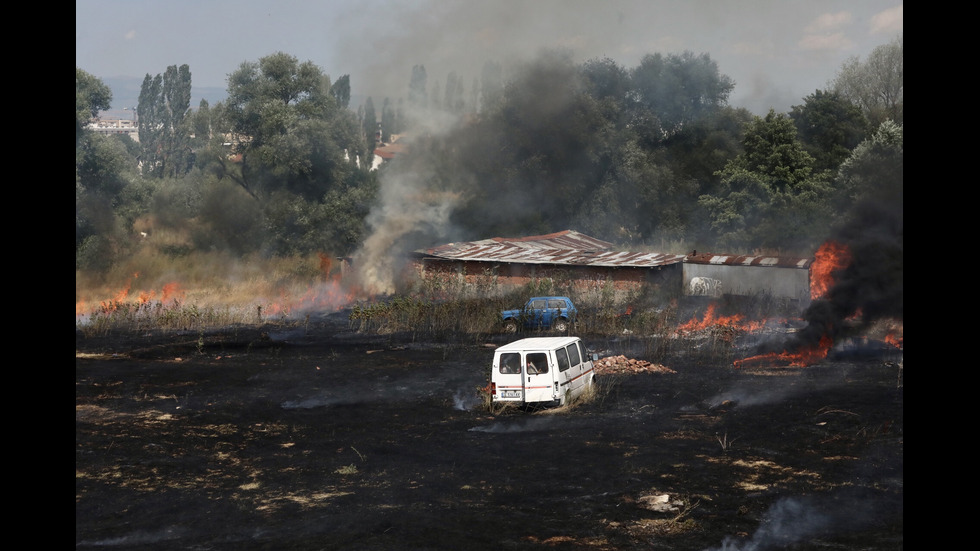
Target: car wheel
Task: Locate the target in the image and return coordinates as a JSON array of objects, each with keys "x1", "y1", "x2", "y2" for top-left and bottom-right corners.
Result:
[
  {"x1": 503, "y1": 320, "x2": 517, "y2": 333},
  {"x1": 552, "y1": 318, "x2": 568, "y2": 333}
]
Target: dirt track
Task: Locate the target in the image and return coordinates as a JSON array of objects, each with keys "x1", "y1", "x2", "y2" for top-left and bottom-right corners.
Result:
[{"x1": 76, "y1": 312, "x2": 903, "y2": 550}]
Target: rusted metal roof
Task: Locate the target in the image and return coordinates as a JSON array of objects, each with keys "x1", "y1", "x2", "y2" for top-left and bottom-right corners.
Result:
[
  {"x1": 415, "y1": 231, "x2": 812, "y2": 270},
  {"x1": 417, "y1": 231, "x2": 685, "y2": 268},
  {"x1": 480, "y1": 230, "x2": 615, "y2": 251},
  {"x1": 684, "y1": 252, "x2": 811, "y2": 269}
]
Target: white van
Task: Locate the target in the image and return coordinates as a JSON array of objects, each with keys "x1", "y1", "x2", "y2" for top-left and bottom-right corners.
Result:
[{"x1": 490, "y1": 336, "x2": 598, "y2": 407}]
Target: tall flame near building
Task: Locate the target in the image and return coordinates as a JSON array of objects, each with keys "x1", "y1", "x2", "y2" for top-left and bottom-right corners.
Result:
[{"x1": 810, "y1": 241, "x2": 851, "y2": 301}]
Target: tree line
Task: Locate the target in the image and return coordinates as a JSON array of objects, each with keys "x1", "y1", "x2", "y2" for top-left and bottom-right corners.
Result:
[{"x1": 76, "y1": 35, "x2": 902, "y2": 276}]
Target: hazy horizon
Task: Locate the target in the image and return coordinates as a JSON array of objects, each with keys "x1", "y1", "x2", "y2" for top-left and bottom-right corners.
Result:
[{"x1": 77, "y1": 0, "x2": 902, "y2": 117}]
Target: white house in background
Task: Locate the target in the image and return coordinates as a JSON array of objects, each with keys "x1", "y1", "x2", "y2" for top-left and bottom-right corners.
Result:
[{"x1": 87, "y1": 118, "x2": 139, "y2": 141}]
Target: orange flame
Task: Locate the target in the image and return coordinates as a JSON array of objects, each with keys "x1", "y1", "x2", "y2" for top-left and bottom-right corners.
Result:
[
  {"x1": 733, "y1": 334, "x2": 833, "y2": 369},
  {"x1": 810, "y1": 241, "x2": 851, "y2": 300},
  {"x1": 76, "y1": 277, "x2": 186, "y2": 319},
  {"x1": 675, "y1": 303, "x2": 767, "y2": 335},
  {"x1": 884, "y1": 332, "x2": 903, "y2": 349}
]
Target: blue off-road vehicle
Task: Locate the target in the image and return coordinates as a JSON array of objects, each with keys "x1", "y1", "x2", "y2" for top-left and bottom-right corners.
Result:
[{"x1": 500, "y1": 296, "x2": 578, "y2": 333}]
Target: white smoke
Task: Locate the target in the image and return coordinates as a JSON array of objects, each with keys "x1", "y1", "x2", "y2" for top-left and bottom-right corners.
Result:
[
  {"x1": 707, "y1": 497, "x2": 831, "y2": 551},
  {"x1": 706, "y1": 487, "x2": 900, "y2": 551},
  {"x1": 352, "y1": 108, "x2": 466, "y2": 296}
]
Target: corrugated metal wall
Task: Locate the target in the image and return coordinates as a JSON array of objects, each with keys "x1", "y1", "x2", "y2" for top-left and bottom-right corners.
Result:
[{"x1": 683, "y1": 263, "x2": 810, "y2": 304}]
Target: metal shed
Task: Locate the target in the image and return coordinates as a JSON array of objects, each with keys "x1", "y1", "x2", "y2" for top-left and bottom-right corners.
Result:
[
  {"x1": 683, "y1": 252, "x2": 812, "y2": 304},
  {"x1": 410, "y1": 231, "x2": 813, "y2": 305},
  {"x1": 411, "y1": 230, "x2": 685, "y2": 296}
]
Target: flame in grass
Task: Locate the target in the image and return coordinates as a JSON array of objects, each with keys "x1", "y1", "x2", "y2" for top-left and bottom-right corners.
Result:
[
  {"x1": 734, "y1": 334, "x2": 834, "y2": 369},
  {"x1": 262, "y1": 253, "x2": 359, "y2": 318},
  {"x1": 76, "y1": 276, "x2": 189, "y2": 323},
  {"x1": 675, "y1": 303, "x2": 768, "y2": 336},
  {"x1": 77, "y1": 253, "x2": 363, "y2": 324}
]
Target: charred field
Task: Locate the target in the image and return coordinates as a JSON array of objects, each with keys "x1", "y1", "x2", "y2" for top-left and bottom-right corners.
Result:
[{"x1": 76, "y1": 310, "x2": 903, "y2": 551}]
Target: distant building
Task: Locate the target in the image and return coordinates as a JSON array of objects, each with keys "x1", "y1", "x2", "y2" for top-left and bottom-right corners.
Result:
[
  {"x1": 87, "y1": 118, "x2": 139, "y2": 141},
  {"x1": 373, "y1": 141, "x2": 407, "y2": 162},
  {"x1": 410, "y1": 230, "x2": 686, "y2": 299},
  {"x1": 410, "y1": 230, "x2": 813, "y2": 307}
]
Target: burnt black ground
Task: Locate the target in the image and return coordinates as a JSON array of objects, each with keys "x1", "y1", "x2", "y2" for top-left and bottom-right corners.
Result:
[{"x1": 76, "y1": 312, "x2": 903, "y2": 550}]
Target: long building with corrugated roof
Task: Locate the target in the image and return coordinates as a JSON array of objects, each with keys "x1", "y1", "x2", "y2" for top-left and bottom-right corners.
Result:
[{"x1": 410, "y1": 229, "x2": 812, "y2": 305}]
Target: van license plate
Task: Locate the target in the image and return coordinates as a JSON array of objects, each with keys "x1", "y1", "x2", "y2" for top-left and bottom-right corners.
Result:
[{"x1": 501, "y1": 390, "x2": 522, "y2": 398}]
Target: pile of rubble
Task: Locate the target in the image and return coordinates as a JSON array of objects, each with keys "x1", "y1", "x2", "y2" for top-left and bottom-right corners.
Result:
[{"x1": 594, "y1": 355, "x2": 676, "y2": 375}]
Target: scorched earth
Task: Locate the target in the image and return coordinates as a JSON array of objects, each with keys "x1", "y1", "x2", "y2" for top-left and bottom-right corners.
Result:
[{"x1": 75, "y1": 310, "x2": 903, "y2": 550}]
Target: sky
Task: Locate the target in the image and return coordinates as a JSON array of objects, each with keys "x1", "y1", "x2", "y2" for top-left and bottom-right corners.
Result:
[{"x1": 76, "y1": 0, "x2": 903, "y2": 115}]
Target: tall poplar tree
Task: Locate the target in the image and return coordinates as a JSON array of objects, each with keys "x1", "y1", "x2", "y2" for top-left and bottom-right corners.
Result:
[{"x1": 138, "y1": 64, "x2": 192, "y2": 178}]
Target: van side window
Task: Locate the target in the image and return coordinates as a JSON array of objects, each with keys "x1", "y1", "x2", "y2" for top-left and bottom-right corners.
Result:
[
  {"x1": 526, "y1": 352, "x2": 549, "y2": 374},
  {"x1": 566, "y1": 343, "x2": 581, "y2": 367},
  {"x1": 556, "y1": 347, "x2": 570, "y2": 372},
  {"x1": 499, "y1": 353, "x2": 521, "y2": 374}
]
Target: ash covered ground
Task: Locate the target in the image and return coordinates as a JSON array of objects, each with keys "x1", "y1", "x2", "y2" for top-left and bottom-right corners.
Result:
[{"x1": 76, "y1": 310, "x2": 903, "y2": 550}]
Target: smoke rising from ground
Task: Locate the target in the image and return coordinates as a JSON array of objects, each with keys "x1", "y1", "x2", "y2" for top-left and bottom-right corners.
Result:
[{"x1": 352, "y1": 103, "x2": 468, "y2": 295}]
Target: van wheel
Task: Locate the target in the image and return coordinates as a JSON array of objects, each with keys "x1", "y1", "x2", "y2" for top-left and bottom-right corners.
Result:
[
  {"x1": 552, "y1": 319, "x2": 568, "y2": 333},
  {"x1": 503, "y1": 320, "x2": 517, "y2": 333}
]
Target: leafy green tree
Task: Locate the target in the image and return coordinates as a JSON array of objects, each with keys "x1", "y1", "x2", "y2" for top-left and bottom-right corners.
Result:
[
  {"x1": 664, "y1": 105, "x2": 753, "y2": 195},
  {"x1": 76, "y1": 68, "x2": 112, "y2": 142},
  {"x1": 629, "y1": 51, "x2": 735, "y2": 141},
  {"x1": 581, "y1": 57, "x2": 631, "y2": 105},
  {"x1": 330, "y1": 74, "x2": 351, "y2": 109},
  {"x1": 832, "y1": 34, "x2": 903, "y2": 126},
  {"x1": 215, "y1": 52, "x2": 375, "y2": 255},
  {"x1": 138, "y1": 64, "x2": 192, "y2": 178},
  {"x1": 701, "y1": 110, "x2": 832, "y2": 252},
  {"x1": 731, "y1": 110, "x2": 815, "y2": 192},
  {"x1": 77, "y1": 69, "x2": 145, "y2": 271},
  {"x1": 835, "y1": 120, "x2": 903, "y2": 214},
  {"x1": 790, "y1": 90, "x2": 869, "y2": 173},
  {"x1": 225, "y1": 52, "x2": 344, "y2": 200}
]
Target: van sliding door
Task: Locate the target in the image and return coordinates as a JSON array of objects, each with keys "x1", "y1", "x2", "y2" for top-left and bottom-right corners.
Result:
[{"x1": 523, "y1": 352, "x2": 553, "y2": 403}]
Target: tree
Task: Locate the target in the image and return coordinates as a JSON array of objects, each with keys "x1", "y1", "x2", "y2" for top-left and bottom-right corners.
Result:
[
  {"x1": 408, "y1": 65, "x2": 428, "y2": 110},
  {"x1": 225, "y1": 52, "x2": 341, "y2": 201},
  {"x1": 832, "y1": 34, "x2": 903, "y2": 126},
  {"x1": 217, "y1": 52, "x2": 375, "y2": 255},
  {"x1": 381, "y1": 98, "x2": 394, "y2": 143},
  {"x1": 701, "y1": 110, "x2": 832, "y2": 252},
  {"x1": 629, "y1": 51, "x2": 735, "y2": 140},
  {"x1": 790, "y1": 90, "x2": 869, "y2": 173},
  {"x1": 362, "y1": 96, "x2": 377, "y2": 153},
  {"x1": 731, "y1": 110, "x2": 815, "y2": 192},
  {"x1": 835, "y1": 120, "x2": 903, "y2": 213},
  {"x1": 330, "y1": 74, "x2": 351, "y2": 109},
  {"x1": 443, "y1": 70, "x2": 465, "y2": 114},
  {"x1": 77, "y1": 69, "x2": 139, "y2": 270},
  {"x1": 76, "y1": 68, "x2": 112, "y2": 142},
  {"x1": 138, "y1": 64, "x2": 192, "y2": 178}
]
